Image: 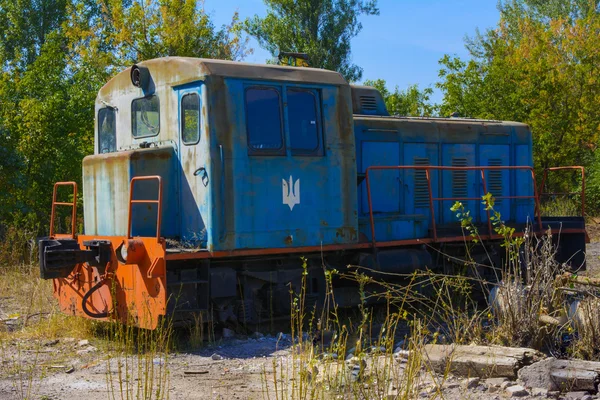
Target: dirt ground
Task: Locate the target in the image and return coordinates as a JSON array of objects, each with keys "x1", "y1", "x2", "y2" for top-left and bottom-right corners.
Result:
[
  {"x1": 2, "y1": 331, "x2": 600, "y2": 400},
  {"x1": 1, "y1": 239, "x2": 600, "y2": 400}
]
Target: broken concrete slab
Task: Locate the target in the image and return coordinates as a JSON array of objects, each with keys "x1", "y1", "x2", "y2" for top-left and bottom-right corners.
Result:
[
  {"x1": 422, "y1": 344, "x2": 543, "y2": 379},
  {"x1": 518, "y1": 357, "x2": 600, "y2": 392}
]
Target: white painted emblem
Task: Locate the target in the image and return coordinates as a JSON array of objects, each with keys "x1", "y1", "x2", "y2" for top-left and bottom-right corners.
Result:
[{"x1": 282, "y1": 175, "x2": 300, "y2": 211}]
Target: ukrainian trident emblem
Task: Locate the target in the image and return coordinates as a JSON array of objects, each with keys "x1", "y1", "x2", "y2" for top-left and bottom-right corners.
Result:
[{"x1": 282, "y1": 175, "x2": 300, "y2": 211}]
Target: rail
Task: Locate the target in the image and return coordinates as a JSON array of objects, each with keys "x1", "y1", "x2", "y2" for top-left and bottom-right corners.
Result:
[
  {"x1": 539, "y1": 166, "x2": 585, "y2": 217},
  {"x1": 364, "y1": 166, "x2": 543, "y2": 249},
  {"x1": 49, "y1": 182, "x2": 78, "y2": 239},
  {"x1": 127, "y1": 175, "x2": 163, "y2": 242}
]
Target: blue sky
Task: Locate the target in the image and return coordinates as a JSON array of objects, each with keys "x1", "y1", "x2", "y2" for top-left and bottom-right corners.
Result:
[{"x1": 204, "y1": 0, "x2": 501, "y2": 104}]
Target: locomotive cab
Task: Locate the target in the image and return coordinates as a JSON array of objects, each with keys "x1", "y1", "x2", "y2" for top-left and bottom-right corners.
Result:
[{"x1": 85, "y1": 58, "x2": 357, "y2": 252}]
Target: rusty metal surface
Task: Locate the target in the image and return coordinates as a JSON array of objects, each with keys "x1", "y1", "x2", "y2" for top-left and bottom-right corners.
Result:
[
  {"x1": 50, "y1": 182, "x2": 77, "y2": 239},
  {"x1": 365, "y1": 165, "x2": 542, "y2": 248},
  {"x1": 206, "y1": 76, "x2": 357, "y2": 251},
  {"x1": 53, "y1": 235, "x2": 166, "y2": 330},
  {"x1": 83, "y1": 147, "x2": 177, "y2": 238}
]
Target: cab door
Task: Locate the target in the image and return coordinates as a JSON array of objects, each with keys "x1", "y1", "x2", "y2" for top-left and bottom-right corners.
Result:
[
  {"x1": 227, "y1": 82, "x2": 353, "y2": 250},
  {"x1": 176, "y1": 84, "x2": 209, "y2": 245}
]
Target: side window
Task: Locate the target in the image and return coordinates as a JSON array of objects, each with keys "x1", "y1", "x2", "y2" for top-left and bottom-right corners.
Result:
[
  {"x1": 287, "y1": 89, "x2": 321, "y2": 154},
  {"x1": 245, "y1": 87, "x2": 284, "y2": 153},
  {"x1": 181, "y1": 93, "x2": 200, "y2": 145},
  {"x1": 98, "y1": 107, "x2": 116, "y2": 153},
  {"x1": 132, "y1": 95, "x2": 160, "y2": 138}
]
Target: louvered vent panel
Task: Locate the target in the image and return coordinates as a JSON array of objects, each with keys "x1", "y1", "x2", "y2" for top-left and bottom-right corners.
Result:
[
  {"x1": 360, "y1": 95, "x2": 377, "y2": 111},
  {"x1": 414, "y1": 157, "x2": 430, "y2": 208},
  {"x1": 452, "y1": 158, "x2": 468, "y2": 198},
  {"x1": 487, "y1": 159, "x2": 503, "y2": 205}
]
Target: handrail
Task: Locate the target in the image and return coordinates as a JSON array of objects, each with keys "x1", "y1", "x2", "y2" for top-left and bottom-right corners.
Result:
[
  {"x1": 50, "y1": 182, "x2": 78, "y2": 239},
  {"x1": 127, "y1": 175, "x2": 163, "y2": 242},
  {"x1": 539, "y1": 166, "x2": 585, "y2": 217},
  {"x1": 365, "y1": 166, "x2": 543, "y2": 249}
]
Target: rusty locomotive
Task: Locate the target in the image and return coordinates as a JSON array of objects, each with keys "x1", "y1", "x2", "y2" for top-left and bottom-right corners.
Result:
[{"x1": 38, "y1": 57, "x2": 587, "y2": 329}]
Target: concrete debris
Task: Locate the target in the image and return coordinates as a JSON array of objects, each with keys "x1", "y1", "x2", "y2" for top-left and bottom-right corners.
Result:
[
  {"x1": 518, "y1": 357, "x2": 600, "y2": 392},
  {"x1": 565, "y1": 392, "x2": 592, "y2": 400},
  {"x1": 423, "y1": 344, "x2": 543, "y2": 379}
]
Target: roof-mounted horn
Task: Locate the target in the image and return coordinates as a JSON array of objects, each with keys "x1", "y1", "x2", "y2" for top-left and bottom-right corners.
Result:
[{"x1": 130, "y1": 64, "x2": 150, "y2": 91}]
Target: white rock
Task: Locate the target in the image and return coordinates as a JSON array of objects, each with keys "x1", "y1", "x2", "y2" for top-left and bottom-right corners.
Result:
[
  {"x1": 485, "y1": 377, "x2": 508, "y2": 387},
  {"x1": 505, "y1": 385, "x2": 528, "y2": 397},
  {"x1": 211, "y1": 353, "x2": 223, "y2": 361},
  {"x1": 501, "y1": 381, "x2": 516, "y2": 390},
  {"x1": 530, "y1": 387, "x2": 548, "y2": 397}
]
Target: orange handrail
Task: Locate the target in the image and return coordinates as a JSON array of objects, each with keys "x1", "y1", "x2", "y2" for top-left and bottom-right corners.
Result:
[
  {"x1": 540, "y1": 166, "x2": 585, "y2": 217},
  {"x1": 50, "y1": 182, "x2": 78, "y2": 239},
  {"x1": 127, "y1": 176, "x2": 163, "y2": 242},
  {"x1": 365, "y1": 166, "x2": 543, "y2": 249}
]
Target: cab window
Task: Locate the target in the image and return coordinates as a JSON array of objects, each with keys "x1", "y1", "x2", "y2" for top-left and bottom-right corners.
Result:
[
  {"x1": 98, "y1": 107, "x2": 116, "y2": 153},
  {"x1": 132, "y1": 95, "x2": 160, "y2": 138},
  {"x1": 181, "y1": 93, "x2": 200, "y2": 145},
  {"x1": 245, "y1": 87, "x2": 284, "y2": 154},
  {"x1": 287, "y1": 89, "x2": 321, "y2": 154}
]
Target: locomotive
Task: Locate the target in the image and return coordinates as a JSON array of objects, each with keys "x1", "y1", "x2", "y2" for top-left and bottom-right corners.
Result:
[{"x1": 38, "y1": 57, "x2": 587, "y2": 329}]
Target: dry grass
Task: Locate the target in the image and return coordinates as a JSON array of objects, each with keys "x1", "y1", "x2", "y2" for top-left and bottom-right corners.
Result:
[{"x1": 1, "y1": 194, "x2": 600, "y2": 399}]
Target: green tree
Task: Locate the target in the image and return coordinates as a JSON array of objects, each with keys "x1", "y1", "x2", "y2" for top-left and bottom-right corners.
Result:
[
  {"x1": 97, "y1": 0, "x2": 250, "y2": 66},
  {"x1": 246, "y1": 0, "x2": 378, "y2": 82},
  {"x1": 0, "y1": 0, "x2": 252, "y2": 245},
  {"x1": 364, "y1": 78, "x2": 435, "y2": 117},
  {"x1": 0, "y1": 0, "x2": 69, "y2": 69},
  {"x1": 437, "y1": 0, "x2": 600, "y2": 170}
]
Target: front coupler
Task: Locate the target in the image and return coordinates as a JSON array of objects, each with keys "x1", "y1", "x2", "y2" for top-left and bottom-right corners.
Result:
[{"x1": 38, "y1": 238, "x2": 112, "y2": 279}]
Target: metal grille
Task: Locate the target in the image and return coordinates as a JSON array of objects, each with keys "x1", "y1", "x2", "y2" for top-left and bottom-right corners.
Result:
[
  {"x1": 414, "y1": 157, "x2": 430, "y2": 208},
  {"x1": 360, "y1": 95, "x2": 377, "y2": 111},
  {"x1": 451, "y1": 158, "x2": 468, "y2": 198},
  {"x1": 487, "y1": 159, "x2": 503, "y2": 205}
]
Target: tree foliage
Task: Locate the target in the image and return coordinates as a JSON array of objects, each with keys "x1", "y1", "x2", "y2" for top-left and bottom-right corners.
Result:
[
  {"x1": 437, "y1": 0, "x2": 600, "y2": 210},
  {"x1": 0, "y1": 0, "x2": 249, "y2": 240},
  {"x1": 245, "y1": 0, "x2": 378, "y2": 82},
  {"x1": 363, "y1": 79, "x2": 434, "y2": 117}
]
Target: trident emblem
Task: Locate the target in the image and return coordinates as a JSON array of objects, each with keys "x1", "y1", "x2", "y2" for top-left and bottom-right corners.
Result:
[{"x1": 282, "y1": 175, "x2": 300, "y2": 211}]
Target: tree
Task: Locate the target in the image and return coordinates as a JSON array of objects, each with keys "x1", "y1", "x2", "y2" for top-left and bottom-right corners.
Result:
[
  {"x1": 246, "y1": 0, "x2": 378, "y2": 82},
  {"x1": 437, "y1": 0, "x2": 600, "y2": 170},
  {"x1": 97, "y1": 0, "x2": 250, "y2": 66},
  {"x1": 364, "y1": 79, "x2": 435, "y2": 117},
  {"x1": 0, "y1": 0, "x2": 69, "y2": 69},
  {"x1": 0, "y1": 0, "x2": 252, "y2": 247}
]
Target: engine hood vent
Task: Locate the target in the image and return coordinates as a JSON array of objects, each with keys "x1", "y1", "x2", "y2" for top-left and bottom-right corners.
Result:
[{"x1": 350, "y1": 85, "x2": 389, "y2": 116}]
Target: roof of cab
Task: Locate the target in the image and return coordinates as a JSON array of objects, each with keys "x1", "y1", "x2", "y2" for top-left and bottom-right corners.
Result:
[{"x1": 98, "y1": 57, "x2": 348, "y2": 99}]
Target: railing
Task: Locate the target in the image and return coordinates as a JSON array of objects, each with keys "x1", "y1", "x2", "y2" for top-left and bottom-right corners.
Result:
[
  {"x1": 127, "y1": 175, "x2": 163, "y2": 242},
  {"x1": 50, "y1": 182, "x2": 78, "y2": 239},
  {"x1": 364, "y1": 166, "x2": 543, "y2": 248},
  {"x1": 539, "y1": 166, "x2": 585, "y2": 217}
]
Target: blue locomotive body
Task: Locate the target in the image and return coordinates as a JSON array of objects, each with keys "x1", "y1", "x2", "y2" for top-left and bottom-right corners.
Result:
[
  {"x1": 83, "y1": 58, "x2": 539, "y2": 251},
  {"x1": 39, "y1": 57, "x2": 586, "y2": 328}
]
